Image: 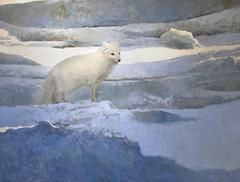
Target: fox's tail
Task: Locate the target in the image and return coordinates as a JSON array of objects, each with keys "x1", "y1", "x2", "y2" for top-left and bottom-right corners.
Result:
[{"x1": 35, "y1": 76, "x2": 56, "y2": 105}]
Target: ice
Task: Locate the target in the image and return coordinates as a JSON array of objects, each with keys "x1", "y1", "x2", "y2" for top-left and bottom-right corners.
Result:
[
  {"x1": 3, "y1": 120, "x2": 238, "y2": 182},
  {"x1": 0, "y1": 100, "x2": 129, "y2": 128},
  {"x1": 0, "y1": 99, "x2": 240, "y2": 172}
]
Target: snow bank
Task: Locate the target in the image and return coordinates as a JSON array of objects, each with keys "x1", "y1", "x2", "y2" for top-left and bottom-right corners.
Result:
[{"x1": 161, "y1": 28, "x2": 202, "y2": 49}]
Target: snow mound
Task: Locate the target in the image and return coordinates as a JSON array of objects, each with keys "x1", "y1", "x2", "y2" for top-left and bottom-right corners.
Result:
[{"x1": 161, "y1": 28, "x2": 202, "y2": 49}]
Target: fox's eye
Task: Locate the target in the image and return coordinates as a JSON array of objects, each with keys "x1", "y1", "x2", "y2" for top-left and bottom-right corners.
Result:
[{"x1": 111, "y1": 53, "x2": 115, "y2": 56}]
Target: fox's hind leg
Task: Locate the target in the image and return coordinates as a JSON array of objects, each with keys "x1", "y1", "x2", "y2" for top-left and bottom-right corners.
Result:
[
  {"x1": 91, "y1": 85, "x2": 97, "y2": 102},
  {"x1": 54, "y1": 90, "x2": 67, "y2": 103}
]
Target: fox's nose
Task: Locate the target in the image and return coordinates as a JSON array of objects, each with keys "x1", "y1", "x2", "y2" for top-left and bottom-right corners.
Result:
[{"x1": 118, "y1": 59, "x2": 121, "y2": 62}]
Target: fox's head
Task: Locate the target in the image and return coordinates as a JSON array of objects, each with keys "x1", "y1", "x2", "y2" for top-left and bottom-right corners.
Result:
[{"x1": 101, "y1": 41, "x2": 121, "y2": 64}]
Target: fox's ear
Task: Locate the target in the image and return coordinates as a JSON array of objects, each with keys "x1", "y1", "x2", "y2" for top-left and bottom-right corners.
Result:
[
  {"x1": 114, "y1": 41, "x2": 119, "y2": 46},
  {"x1": 102, "y1": 41, "x2": 109, "y2": 49}
]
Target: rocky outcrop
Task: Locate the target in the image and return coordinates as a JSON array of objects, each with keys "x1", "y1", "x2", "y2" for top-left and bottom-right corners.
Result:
[
  {"x1": 98, "y1": 47, "x2": 240, "y2": 109},
  {"x1": 0, "y1": 46, "x2": 240, "y2": 108},
  {"x1": 0, "y1": 28, "x2": 18, "y2": 41},
  {"x1": 161, "y1": 28, "x2": 202, "y2": 49},
  {"x1": 0, "y1": 7, "x2": 239, "y2": 46},
  {"x1": 0, "y1": 0, "x2": 239, "y2": 28},
  {"x1": 0, "y1": 54, "x2": 47, "y2": 106}
]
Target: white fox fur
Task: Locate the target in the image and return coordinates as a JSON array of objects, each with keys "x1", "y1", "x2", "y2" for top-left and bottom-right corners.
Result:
[{"x1": 36, "y1": 41, "x2": 121, "y2": 104}]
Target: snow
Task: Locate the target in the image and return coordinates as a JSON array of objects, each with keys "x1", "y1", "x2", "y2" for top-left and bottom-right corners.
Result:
[
  {"x1": 0, "y1": 45, "x2": 98, "y2": 66},
  {"x1": 0, "y1": 0, "x2": 46, "y2": 5},
  {"x1": 0, "y1": 99, "x2": 240, "y2": 171},
  {"x1": 0, "y1": 44, "x2": 240, "y2": 66}
]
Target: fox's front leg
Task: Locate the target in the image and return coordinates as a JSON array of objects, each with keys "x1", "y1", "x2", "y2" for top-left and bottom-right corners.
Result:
[{"x1": 91, "y1": 85, "x2": 97, "y2": 102}]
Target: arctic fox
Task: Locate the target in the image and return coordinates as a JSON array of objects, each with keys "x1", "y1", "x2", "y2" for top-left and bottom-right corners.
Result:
[{"x1": 37, "y1": 41, "x2": 121, "y2": 104}]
